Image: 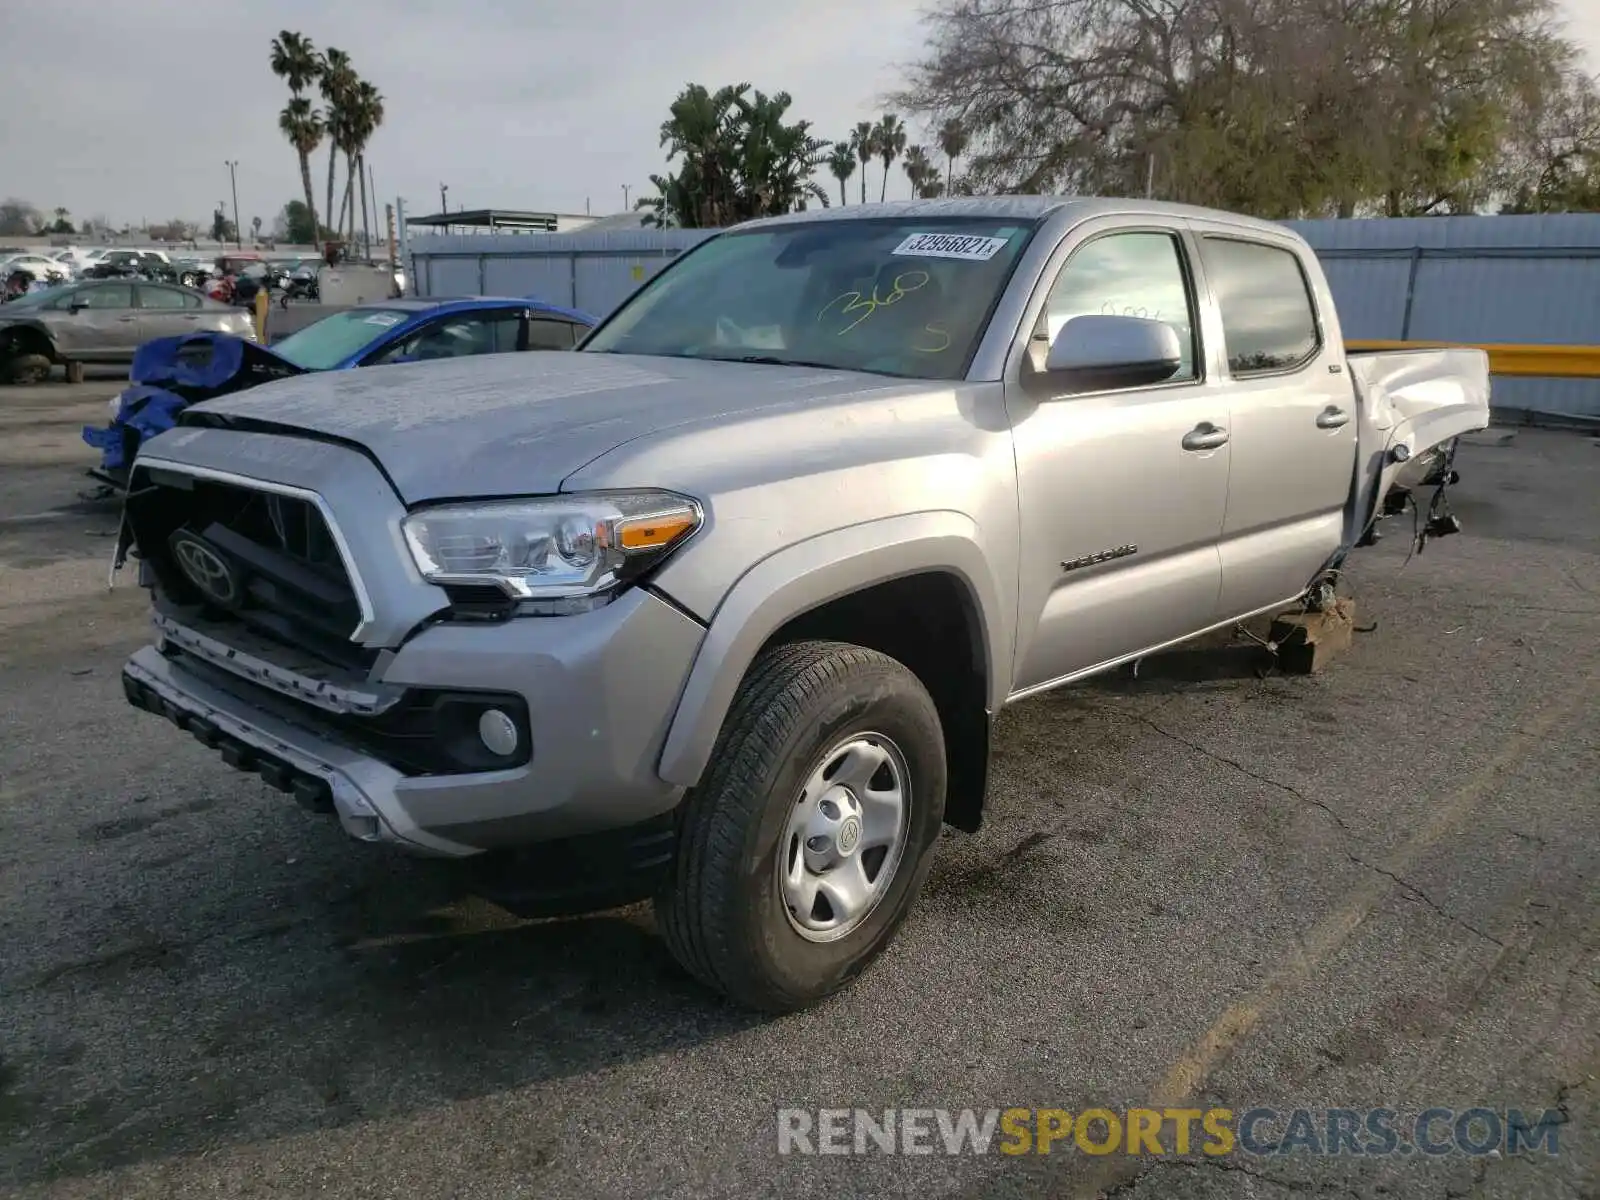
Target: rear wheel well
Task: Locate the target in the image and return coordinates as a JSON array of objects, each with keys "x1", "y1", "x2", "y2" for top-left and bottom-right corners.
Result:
[{"x1": 761, "y1": 572, "x2": 991, "y2": 832}]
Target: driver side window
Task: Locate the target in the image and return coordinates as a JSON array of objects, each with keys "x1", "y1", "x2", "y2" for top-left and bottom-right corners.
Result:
[{"x1": 1031, "y1": 231, "x2": 1198, "y2": 384}]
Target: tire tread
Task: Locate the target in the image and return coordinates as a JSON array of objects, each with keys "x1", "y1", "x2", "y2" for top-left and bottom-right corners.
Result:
[{"x1": 658, "y1": 640, "x2": 915, "y2": 1010}]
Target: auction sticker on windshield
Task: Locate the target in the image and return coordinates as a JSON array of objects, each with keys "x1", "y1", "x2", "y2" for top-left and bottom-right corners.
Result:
[
  {"x1": 363, "y1": 312, "x2": 403, "y2": 326},
  {"x1": 892, "y1": 233, "x2": 1010, "y2": 261}
]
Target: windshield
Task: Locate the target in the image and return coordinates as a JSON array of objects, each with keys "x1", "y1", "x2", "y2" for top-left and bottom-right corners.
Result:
[
  {"x1": 582, "y1": 217, "x2": 1037, "y2": 379},
  {"x1": 270, "y1": 308, "x2": 409, "y2": 370}
]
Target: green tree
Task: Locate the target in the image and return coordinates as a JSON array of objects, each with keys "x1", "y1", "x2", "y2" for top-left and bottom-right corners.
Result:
[
  {"x1": 276, "y1": 199, "x2": 332, "y2": 244},
  {"x1": 873, "y1": 114, "x2": 906, "y2": 202},
  {"x1": 211, "y1": 207, "x2": 236, "y2": 243},
  {"x1": 639, "y1": 83, "x2": 830, "y2": 228},
  {"x1": 827, "y1": 142, "x2": 857, "y2": 205},
  {"x1": 850, "y1": 120, "x2": 876, "y2": 203},
  {"x1": 270, "y1": 31, "x2": 324, "y2": 239}
]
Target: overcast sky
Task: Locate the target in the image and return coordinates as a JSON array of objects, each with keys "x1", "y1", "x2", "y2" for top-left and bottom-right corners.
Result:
[{"x1": 2, "y1": 0, "x2": 1597, "y2": 229}]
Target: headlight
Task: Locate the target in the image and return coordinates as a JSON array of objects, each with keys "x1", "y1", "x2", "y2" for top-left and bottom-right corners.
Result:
[{"x1": 401, "y1": 491, "x2": 701, "y2": 614}]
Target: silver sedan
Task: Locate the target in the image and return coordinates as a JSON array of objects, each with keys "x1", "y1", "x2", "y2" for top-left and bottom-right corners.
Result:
[{"x1": 0, "y1": 279, "x2": 257, "y2": 382}]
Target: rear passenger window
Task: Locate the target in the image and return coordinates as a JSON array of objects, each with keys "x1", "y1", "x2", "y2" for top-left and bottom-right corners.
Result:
[
  {"x1": 526, "y1": 318, "x2": 577, "y2": 350},
  {"x1": 1201, "y1": 238, "x2": 1320, "y2": 374}
]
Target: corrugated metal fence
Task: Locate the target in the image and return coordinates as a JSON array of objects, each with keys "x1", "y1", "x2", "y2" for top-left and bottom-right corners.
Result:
[
  {"x1": 408, "y1": 212, "x2": 1600, "y2": 419},
  {"x1": 407, "y1": 229, "x2": 714, "y2": 317},
  {"x1": 1288, "y1": 214, "x2": 1600, "y2": 420}
]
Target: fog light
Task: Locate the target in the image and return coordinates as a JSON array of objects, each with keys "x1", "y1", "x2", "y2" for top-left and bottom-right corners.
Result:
[{"x1": 478, "y1": 708, "x2": 520, "y2": 757}]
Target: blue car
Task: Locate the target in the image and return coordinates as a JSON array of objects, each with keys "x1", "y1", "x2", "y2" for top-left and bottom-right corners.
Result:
[{"x1": 83, "y1": 296, "x2": 595, "y2": 489}]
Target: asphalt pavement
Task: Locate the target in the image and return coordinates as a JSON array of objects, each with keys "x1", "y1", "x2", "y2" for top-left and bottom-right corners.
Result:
[{"x1": 0, "y1": 393, "x2": 1595, "y2": 1199}]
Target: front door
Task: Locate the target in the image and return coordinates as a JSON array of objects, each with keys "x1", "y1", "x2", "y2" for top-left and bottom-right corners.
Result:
[
  {"x1": 361, "y1": 309, "x2": 524, "y2": 365},
  {"x1": 1007, "y1": 225, "x2": 1231, "y2": 695},
  {"x1": 56, "y1": 282, "x2": 139, "y2": 360},
  {"x1": 1188, "y1": 230, "x2": 1357, "y2": 617}
]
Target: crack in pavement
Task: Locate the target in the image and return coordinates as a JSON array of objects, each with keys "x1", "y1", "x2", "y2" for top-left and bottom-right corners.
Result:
[
  {"x1": 1131, "y1": 713, "x2": 1513, "y2": 950},
  {"x1": 1131, "y1": 712, "x2": 1355, "y2": 836},
  {"x1": 1346, "y1": 854, "x2": 1505, "y2": 947}
]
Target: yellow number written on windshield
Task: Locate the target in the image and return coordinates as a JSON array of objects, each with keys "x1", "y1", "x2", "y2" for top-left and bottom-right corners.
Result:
[{"x1": 817, "y1": 270, "x2": 931, "y2": 335}]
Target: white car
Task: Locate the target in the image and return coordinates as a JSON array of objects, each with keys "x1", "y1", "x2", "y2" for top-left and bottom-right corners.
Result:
[{"x1": 0, "y1": 254, "x2": 72, "y2": 283}]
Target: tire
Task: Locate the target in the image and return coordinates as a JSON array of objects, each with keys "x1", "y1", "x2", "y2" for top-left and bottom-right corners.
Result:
[
  {"x1": 656, "y1": 640, "x2": 946, "y2": 1012},
  {"x1": 2, "y1": 353, "x2": 52, "y2": 385}
]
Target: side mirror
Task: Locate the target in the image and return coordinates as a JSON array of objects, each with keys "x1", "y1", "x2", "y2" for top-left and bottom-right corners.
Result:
[{"x1": 1043, "y1": 314, "x2": 1183, "y2": 392}]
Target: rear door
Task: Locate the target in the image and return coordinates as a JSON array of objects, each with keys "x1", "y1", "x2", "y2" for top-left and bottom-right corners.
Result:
[
  {"x1": 1187, "y1": 228, "x2": 1357, "y2": 617},
  {"x1": 134, "y1": 282, "x2": 205, "y2": 340}
]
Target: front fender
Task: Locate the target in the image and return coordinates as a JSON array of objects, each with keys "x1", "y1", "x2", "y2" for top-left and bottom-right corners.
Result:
[{"x1": 654, "y1": 510, "x2": 1011, "y2": 787}]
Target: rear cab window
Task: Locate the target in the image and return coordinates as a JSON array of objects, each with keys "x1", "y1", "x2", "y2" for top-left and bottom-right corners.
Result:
[{"x1": 1199, "y1": 237, "x2": 1321, "y2": 375}]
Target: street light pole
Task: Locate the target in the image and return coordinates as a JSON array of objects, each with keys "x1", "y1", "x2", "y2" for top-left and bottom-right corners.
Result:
[
  {"x1": 225, "y1": 160, "x2": 242, "y2": 247},
  {"x1": 622, "y1": 183, "x2": 631, "y2": 211}
]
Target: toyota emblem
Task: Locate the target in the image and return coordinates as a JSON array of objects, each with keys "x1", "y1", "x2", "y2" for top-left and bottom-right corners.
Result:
[{"x1": 171, "y1": 533, "x2": 240, "y2": 606}]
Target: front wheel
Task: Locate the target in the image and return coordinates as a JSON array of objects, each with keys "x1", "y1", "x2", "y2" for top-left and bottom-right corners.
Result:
[{"x1": 655, "y1": 640, "x2": 946, "y2": 1011}]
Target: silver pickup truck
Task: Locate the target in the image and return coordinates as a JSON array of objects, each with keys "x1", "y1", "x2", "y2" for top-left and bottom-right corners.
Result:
[{"x1": 114, "y1": 197, "x2": 1489, "y2": 1011}]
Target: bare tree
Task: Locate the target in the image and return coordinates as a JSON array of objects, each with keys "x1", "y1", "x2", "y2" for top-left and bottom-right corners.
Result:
[{"x1": 895, "y1": 0, "x2": 1592, "y2": 217}]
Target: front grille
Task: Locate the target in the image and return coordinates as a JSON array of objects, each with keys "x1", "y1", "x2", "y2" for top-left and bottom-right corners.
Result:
[{"x1": 126, "y1": 471, "x2": 373, "y2": 670}]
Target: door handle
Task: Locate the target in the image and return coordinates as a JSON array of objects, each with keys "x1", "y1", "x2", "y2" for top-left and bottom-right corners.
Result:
[
  {"x1": 1182, "y1": 422, "x2": 1230, "y2": 451},
  {"x1": 1316, "y1": 406, "x2": 1350, "y2": 429},
  {"x1": 117, "y1": 316, "x2": 136, "y2": 322}
]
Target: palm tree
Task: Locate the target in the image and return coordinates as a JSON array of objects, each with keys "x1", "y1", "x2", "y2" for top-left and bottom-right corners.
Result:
[
  {"x1": 938, "y1": 117, "x2": 970, "y2": 195},
  {"x1": 270, "y1": 31, "x2": 322, "y2": 238},
  {"x1": 850, "y1": 121, "x2": 875, "y2": 204},
  {"x1": 874, "y1": 114, "x2": 907, "y2": 202},
  {"x1": 827, "y1": 143, "x2": 856, "y2": 205},
  {"x1": 319, "y1": 48, "x2": 356, "y2": 237},
  {"x1": 278, "y1": 97, "x2": 324, "y2": 243},
  {"x1": 902, "y1": 145, "x2": 934, "y2": 199},
  {"x1": 339, "y1": 81, "x2": 385, "y2": 249}
]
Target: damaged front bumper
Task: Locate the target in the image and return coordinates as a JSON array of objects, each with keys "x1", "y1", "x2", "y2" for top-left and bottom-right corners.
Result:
[
  {"x1": 124, "y1": 645, "x2": 470, "y2": 855},
  {"x1": 120, "y1": 585, "x2": 706, "y2": 860}
]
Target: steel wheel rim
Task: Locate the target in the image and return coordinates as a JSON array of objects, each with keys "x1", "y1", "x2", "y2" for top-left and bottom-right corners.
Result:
[{"x1": 778, "y1": 730, "x2": 911, "y2": 943}]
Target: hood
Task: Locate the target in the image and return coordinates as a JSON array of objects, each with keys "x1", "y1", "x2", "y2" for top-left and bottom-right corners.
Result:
[{"x1": 188, "y1": 350, "x2": 923, "y2": 504}]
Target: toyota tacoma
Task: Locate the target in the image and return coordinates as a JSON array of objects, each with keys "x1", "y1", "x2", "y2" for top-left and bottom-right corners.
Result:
[{"x1": 113, "y1": 197, "x2": 1490, "y2": 1011}]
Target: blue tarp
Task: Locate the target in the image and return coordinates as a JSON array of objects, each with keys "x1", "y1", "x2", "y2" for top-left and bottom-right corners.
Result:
[{"x1": 82, "y1": 333, "x2": 305, "y2": 476}]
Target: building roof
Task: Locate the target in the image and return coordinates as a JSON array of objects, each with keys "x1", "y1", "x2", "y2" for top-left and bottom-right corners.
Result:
[{"x1": 407, "y1": 209, "x2": 565, "y2": 231}]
